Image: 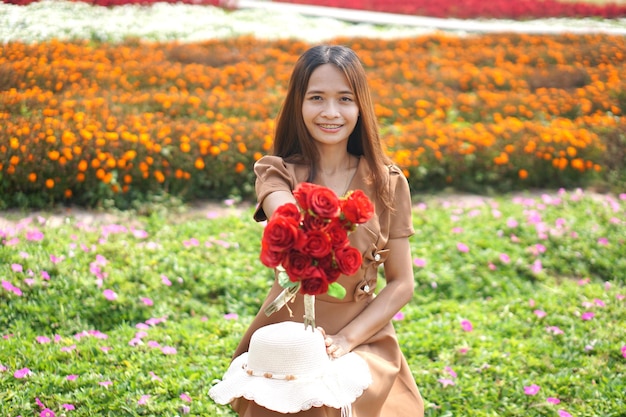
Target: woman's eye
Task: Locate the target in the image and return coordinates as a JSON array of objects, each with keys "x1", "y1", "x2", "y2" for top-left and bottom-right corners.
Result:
[{"x1": 341, "y1": 96, "x2": 353, "y2": 102}]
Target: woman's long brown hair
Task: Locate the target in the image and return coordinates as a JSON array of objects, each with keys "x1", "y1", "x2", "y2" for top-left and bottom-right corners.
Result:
[{"x1": 272, "y1": 45, "x2": 393, "y2": 210}]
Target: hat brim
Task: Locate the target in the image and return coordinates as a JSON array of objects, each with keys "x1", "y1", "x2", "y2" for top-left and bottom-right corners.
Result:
[{"x1": 209, "y1": 351, "x2": 372, "y2": 414}]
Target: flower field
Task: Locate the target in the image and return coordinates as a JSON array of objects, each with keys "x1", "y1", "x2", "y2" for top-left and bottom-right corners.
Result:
[
  {"x1": 1, "y1": 28, "x2": 625, "y2": 208},
  {"x1": 1, "y1": 190, "x2": 625, "y2": 416}
]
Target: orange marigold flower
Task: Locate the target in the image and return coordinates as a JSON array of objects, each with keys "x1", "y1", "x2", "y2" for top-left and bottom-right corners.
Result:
[
  {"x1": 180, "y1": 142, "x2": 191, "y2": 153},
  {"x1": 64, "y1": 189, "x2": 73, "y2": 198},
  {"x1": 195, "y1": 157, "x2": 205, "y2": 170},
  {"x1": 235, "y1": 162, "x2": 245, "y2": 173},
  {"x1": 28, "y1": 172, "x2": 37, "y2": 182},
  {"x1": 45, "y1": 179, "x2": 55, "y2": 189},
  {"x1": 518, "y1": 169, "x2": 529, "y2": 180},
  {"x1": 154, "y1": 170, "x2": 165, "y2": 183}
]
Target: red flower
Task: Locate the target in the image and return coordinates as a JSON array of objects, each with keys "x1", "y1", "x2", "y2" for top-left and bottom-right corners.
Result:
[
  {"x1": 307, "y1": 185, "x2": 340, "y2": 219},
  {"x1": 283, "y1": 250, "x2": 313, "y2": 282},
  {"x1": 262, "y1": 216, "x2": 299, "y2": 252},
  {"x1": 260, "y1": 182, "x2": 373, "y2": 297},
  {"x1": 299, "y1": 266, "x2": 329, "y2": 296},
  {"x1": 342, "y1": 189, "x2": 374, "y2": 225},
  {"x1": 326, "y1": 218, "x2": 349, "y2": 248},
  {"x1": 272, "y1": 202, "x2": 301, "y2": 223},
  {"x1": 260, "y1": 241, "x2": 284, "y2": 268},
  {"x1": 300, "y1": 230, "x2": 332, "y2": 258},
  {"x1": 335, "y1": 245, "x2": 363, "y2": 276}
]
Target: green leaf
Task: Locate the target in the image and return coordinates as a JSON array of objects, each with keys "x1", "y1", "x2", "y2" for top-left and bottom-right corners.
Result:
[
  {"x1": 327, "y1": 282, "x2": 346, "y2": 299},
  {"x1": 277, "y1": 268, "x2": 298, "y2": 289}
]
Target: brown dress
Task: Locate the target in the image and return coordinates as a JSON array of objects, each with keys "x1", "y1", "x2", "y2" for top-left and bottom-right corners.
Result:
[{"x1": 231, "y1": 155, "x2": 425, "y2": 417}]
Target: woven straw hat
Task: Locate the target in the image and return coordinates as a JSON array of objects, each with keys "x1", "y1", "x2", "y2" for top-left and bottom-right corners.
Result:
[{"x1": 209, "y1": 321, "x2": 372, "y2": 414}]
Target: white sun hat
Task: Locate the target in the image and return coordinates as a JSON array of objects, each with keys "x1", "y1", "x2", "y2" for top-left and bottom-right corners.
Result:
[{"x1": 209, "y1": 321, "x2": 372, "y2": 414}]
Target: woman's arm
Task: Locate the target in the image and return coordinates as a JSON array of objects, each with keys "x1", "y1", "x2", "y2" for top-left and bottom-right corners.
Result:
[{"x1": 325, "y1": 236, "x2": 415, "y2": 357}]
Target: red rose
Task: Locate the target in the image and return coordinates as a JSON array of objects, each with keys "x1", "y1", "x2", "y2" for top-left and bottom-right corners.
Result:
[
  {"x1": 272, "y1": 202, "x2": 302, "y2": 223},
  {"x1": 341, "y1": 189, "x2": 374, "y2": 225},
  {"x1": 318, "y1": 253, "x2": 341, "y2": 283},
  {"x1": 301, "y1": 211, "x2": 329, "y2": 231},
  {"x1": 299, "y1": 266, "x2": 329, "y2": 296},
  {"x1": 262, "y1": 216, "x2": 299, "y2": 253},
  {"x1": 300, "y1": 230, "x2": 332, "y2": 258},
  {"x1": 335, "y1": 245, "x2": 362, "y2": 276},
  {"x1": 259, "y1": 241, "x2": 285, "y2": 268},
  {"x1": 293, "y1": 182, "x2": 317, "y2": 211},
  {"x1": 307, "y1": 185, "x2": 340, "y2": 219},
  {"x1": 283, "y1": 250, "x2": 312, "y2": 282},
  {"x1": 326, "y1": 218, "x2": 349, "y2": 249}
]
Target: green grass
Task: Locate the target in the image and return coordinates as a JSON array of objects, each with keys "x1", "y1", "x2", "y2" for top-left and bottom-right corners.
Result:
[{"x1": 1, "y1": 190, "x2": 625, "y2": 416}]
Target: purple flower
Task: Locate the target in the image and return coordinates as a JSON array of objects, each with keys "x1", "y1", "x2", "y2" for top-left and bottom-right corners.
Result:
[
  {"x1": 413, "y1": 257, "x2": 426, "y2": 268},
  {"x1": 437, "y1": 378, "x2": 456, "y2": 387},
  {"x1": 524, "y1": 384, "x2": 540, "y2": 395},
  {"x1": 103, "y1": 289, "x2": 117, "y2": 301},
  {"x1": 581, "y1": 312, "x2": 595, "y2": 321},
  {"x1": 460, "y1": 319, "x2": 473, "y2": 332}
]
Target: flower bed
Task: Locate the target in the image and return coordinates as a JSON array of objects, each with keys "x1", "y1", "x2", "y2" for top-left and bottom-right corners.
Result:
[
  {"x1": 274, "y1": 0, "x2": 626, "y2": 19},
  {"x1": 1, "y1": 33, "x2": 625, "y2": 208}
]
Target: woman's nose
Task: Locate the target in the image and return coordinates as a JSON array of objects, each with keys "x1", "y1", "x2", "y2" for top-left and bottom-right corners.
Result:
[{"x1": 321, "y1": 101, "x2": 340, "y2": 118}]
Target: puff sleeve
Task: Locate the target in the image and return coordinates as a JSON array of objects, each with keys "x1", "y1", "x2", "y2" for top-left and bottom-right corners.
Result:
[
  {"x1": 253, "y1": 155, "x2": 296, "y2": 222},
  {"x1": 387, "y1": 165, "x2": 415, "y2": 239}
]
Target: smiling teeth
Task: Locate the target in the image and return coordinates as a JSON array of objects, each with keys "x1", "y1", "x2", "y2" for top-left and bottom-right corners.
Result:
[{"x1": 319, "y1": 124, "x2": 341, "y2": 128}]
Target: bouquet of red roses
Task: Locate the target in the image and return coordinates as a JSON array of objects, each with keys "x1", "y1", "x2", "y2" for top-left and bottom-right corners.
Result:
[{"x1": 260, "y1": 182, "x2": 374, "y2": 329}]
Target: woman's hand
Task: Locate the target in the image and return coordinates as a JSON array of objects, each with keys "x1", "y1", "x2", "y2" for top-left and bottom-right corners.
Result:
[{"x1": 317, "y1": 327, "x2": 351, "y2": 358}]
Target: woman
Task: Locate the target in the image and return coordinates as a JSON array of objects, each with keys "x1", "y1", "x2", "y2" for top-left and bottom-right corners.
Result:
[{"x1": 232, "y1": 45, "x2": 424, "y2": 417}]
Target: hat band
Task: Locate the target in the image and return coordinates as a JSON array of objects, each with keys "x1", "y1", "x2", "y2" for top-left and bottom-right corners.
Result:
[{"x1": 242, "y1": 363, "x2": 297, "y2": 381}]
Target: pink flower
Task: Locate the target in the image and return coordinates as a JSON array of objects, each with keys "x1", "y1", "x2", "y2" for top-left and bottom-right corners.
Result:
[
  {"x1": 161, "y1": 346, "x2": 177, "y2": 355},
  {"x1": 61, "y1": 404, "x2": 75, "y2": 410},
  {"x1": 621, "y1": 345, "x2": 626, "y2": 358},
  {"x1": 67, "y1": 374, "x2": 78, "y2": 381},
  {"x1": 36, "y1": 336, "x2": 51, "y2": 344},
  {"x1": 506, "y1": 218, "x2": 518, "y2": 228},
  {"x1": 99, "y1": 381, "x2": 112, "y2": 387},
  {"x1": 558, "y1": 410, "x2": 573, "y2": 417},
  {"x1": 138, "y1": 395, "x2": 151, "y2": 405},
  {"x1": 161, "y1": 275, "x2": 172, "y2": 286},
  {"x1": 597, "y1": 237, "x2": 608, "y2": 245},
  {"x1": 457, "y1": 243, "x2": 469, "y2": 253},
  {"x1": 393, "y1": 312, "x2": 405, "y2": 321},
  {"x1": 40, "y1": 409, "x2": 55, "y2": 417},
  {"x1": 460, "y1": 319, "x2": 473, "y2": 332},
  {"x1": 546, "y1": 326, "x2": 564, "y2": 335},
  {"x1": 581, "y1": 312, "x2": 595, "y2": 321},
  {"x1": 413, "y1": 257, "x2": 426, "y2": 268},
  {"x1": 444, "y1": 366, "x2": 457, "y2": 378},
  {"x1": 499, "y1": 253, "x2": 510, "y2": 263},
  {"x1": 141, "y1": 297, "x2": 154, "y2": 306},
  {"x1": 437, "y1": 378, "x2": 456, "y2": 387},
  {"x1": 530, "y1": 259, "x2": 543, "y2": 274},
  {"x1": 36, "y1": 397, "x2": 45, "y2": 408},
  {"x1": 547, "y1": 397, "x2": 560, "y2": 404},
  {"x1": 103, "y1": 289, "x2": 117, "y2": 301},
  {"x1": 180, "y1": 393, "x2": 192, "y2": 402},
  {"x1": 524, "y1": 384, "x2": 540, "y2": 395},
  {"x1": 11, "y1": 264, "x2": 23, "y2": 272},
  {"x1": 223, "y1": 313, "x2": 238, "y2": 320},
  {"x1": 14, "y1": 367, "x2": 30, "y2": 378},
  {"x1": 533, "y1": 310, "x2": 547, "y2": 318}
]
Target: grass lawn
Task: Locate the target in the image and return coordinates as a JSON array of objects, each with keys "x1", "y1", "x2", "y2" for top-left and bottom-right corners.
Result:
[{"x1": 1, "y1": 189, "x2": 625, "y2": 415}]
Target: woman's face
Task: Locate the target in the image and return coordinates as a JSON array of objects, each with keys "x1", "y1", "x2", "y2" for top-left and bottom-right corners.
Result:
[{"x1": 302, "y1": 64, "x2": 359, "y2": 150}]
